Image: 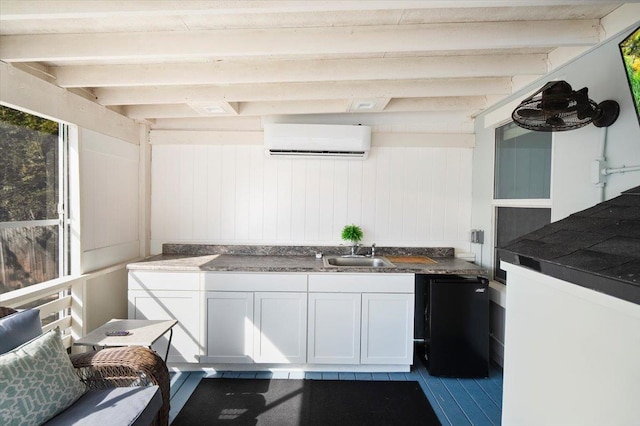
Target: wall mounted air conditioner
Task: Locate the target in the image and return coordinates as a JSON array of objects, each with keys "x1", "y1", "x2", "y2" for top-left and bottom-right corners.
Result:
[{"x1": 264, "y1": 123, "x2": 371, "y2": 159}]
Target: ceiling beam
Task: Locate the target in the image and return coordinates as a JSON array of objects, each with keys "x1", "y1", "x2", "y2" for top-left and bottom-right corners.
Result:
[
  {"x1": 0, "y1": 20, "x2": 600, "y2": 62},
  {"x1": 0, "y1": 62, "x2": 138, "y2": 143},
  {"x1": 121, "y1": 96, "x2": 489, "y2": 119},
  {"x1": 263, "y1": 110, "x2": 476, "y2": 133},
  {"x1": 148, "y1": 129, "x2": 476, "y2": 148},
  {"x1": 151, "y1": 112, "x2": 476, "y2": 134},
  {"x1": 384, "y1": 96, "x2": 487, "y2": 112},
  {"x1": 52, "y1": 54, "x2": 548, "y2": 87},
  {"x1": 238, "y1": 100, "x2": 351, "y2": 117},
  {"x1": 0, "y1": 1, "x2": 608, "y2": 20},
  {"x1": 124, "y1": 100, "x2": 353, "y2": 119},
  {"x1": 94, "y1": 78, "x2": 512, "y2": 105},
  {"x1": 151, "y1": 116, "x2": 263, "y2": 131}
]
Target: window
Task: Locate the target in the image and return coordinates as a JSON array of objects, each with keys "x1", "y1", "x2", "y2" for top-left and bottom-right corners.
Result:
[
  {"x1": 493, "y1": 122, "x2": 552, "y2": 283},
  {"x1": 0, "y1": 105, "x2": 70, "y2": 294},
  {"x1": 494, "y1": 207, "x2": 551, "y2": 282},
  {"x1": 495, "y1": 123, "x2": 551, "y2": 199}
]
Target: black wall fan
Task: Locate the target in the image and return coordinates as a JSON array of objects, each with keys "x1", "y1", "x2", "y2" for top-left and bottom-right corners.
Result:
[{"x1": 512, "y1": 80, "x2": 620, "y2": 132}]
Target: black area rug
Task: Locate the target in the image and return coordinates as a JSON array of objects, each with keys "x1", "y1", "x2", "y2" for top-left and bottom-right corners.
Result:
[{"x1": 172, "y1": 378, "x2": 440, "y2": 426}]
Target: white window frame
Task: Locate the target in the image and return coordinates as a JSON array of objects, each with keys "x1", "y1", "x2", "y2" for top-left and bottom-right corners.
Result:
[
  {"x1": 491, "y1": 121, "x2": 554, "y2": 282},
  {"x1": 0, "y1": 105, "x2": 81, "y2": 293}
]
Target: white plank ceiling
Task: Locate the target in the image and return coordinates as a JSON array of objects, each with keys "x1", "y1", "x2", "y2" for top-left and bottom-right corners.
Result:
[{"x1": 0, "y1": 1, "x2": 626, "y2": 135}]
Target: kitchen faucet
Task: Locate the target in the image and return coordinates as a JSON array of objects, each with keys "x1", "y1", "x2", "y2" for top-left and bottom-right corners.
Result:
[{"x1": 348, "y1": 243, "x2": 376, "y2": 257}]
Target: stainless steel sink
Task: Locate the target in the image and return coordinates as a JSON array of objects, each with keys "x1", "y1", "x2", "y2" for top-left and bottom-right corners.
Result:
[{"x1": 323, "y1": 256, "x2": 396, "y2": 268}]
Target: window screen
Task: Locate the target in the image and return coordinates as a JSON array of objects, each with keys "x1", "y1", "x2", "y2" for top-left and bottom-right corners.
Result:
[
  {"x1": 0, "y1": 105, "x2": 69, "y2": 294},
  {"x1": 494, "y1": 206, "x2": 551, "y2": 283},
  {"x1": 494, "y1": 122, "x2": 552, "y2": 199}
]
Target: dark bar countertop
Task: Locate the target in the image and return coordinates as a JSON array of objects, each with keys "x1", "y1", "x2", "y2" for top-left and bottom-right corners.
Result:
[{"x1": 499, "y1": 186, "x2": 640, "y2": 305}]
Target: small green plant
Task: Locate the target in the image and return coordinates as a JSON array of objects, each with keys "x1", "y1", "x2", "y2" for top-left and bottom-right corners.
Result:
[{"x1": 341, "y1": 224, "x2": 363, "y2": 244}]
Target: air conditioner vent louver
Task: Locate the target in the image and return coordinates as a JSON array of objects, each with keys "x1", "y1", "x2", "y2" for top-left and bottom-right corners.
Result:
[
  {"x1": 269, "y1": 149, "x2": 367, "y2": 157},
  {"x1": 264, "y1": 123, "x2": 371, "y2": 159}
]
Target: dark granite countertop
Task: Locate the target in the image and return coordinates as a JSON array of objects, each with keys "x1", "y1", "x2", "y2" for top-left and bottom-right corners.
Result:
[{"x1": 127, "y1": 245, "x2": 487, "y2": 276}]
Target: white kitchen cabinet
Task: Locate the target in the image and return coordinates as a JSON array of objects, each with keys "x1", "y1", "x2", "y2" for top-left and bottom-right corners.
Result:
[
  {"x1": 203, "y1": 291, "x2": 254, "y2": 363},
  {"x1": 128, "y1": 270, "x2": 201, "y2": 363},
  {"x1": 253, "y1": 292, "x2": 307, "y2": 363},
  {"x1": 308, "y1": 273, "x2": 415, "y2": 366},
  {"x1": 127, "y1": 269, "x2": 415, "y2": 370},
  {"x1": 361, "y1": 293, "x2": 414, "y2": 365},
  {"x1": 308, "y1": 292, "x2": 361, "y2": 364},
  {"x1": 203, "y1": 272, "x2": 308, "y2": 364}
]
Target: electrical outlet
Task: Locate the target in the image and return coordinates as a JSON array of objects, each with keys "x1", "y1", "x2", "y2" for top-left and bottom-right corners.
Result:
[
  {"x1": 591, "y1": 159, "x2": 606, "y2": 186},
  {"x1": 471, "y1": 229, "x2": 484, "y2": 244}
]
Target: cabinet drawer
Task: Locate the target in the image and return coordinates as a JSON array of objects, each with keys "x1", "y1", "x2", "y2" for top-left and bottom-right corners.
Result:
[
  {"x1": 308, "y1": 273, "x2": 414, "y2": 293},
  {"x1": 128, "y1": 271, "x2": 200, "y2": 291},
  {"x1": 204, "y1": 273, "x2": 307, "y2": 292}
]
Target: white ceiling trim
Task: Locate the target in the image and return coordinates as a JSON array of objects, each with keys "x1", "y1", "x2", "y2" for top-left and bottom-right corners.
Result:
[
  {"x1": 149, "y1": 129, "x2": 475, "y2": 148},
  {"x1": 51, "y1": 54, "x2": 548, "y2": 88},
  {"x1": 94, "y1": 78, "x2": 513, "y2": 106},
  {"x1": 0, "y1": 21, "x2": 600, "y2": 62},
  {"x1": 0, "y1": 1, "x2": 627, "y2": 136},
  {"x1": 150, "y1": 130, "x2": 263, "y2": 145},
  {"x1": 0, "y1": 1, "x2": 615, "y2": 20},
  {"x1": 123, "y1": 96, "x2": 490, "y2": 119},
  {"x1": 384, "y1": 97, "x2": 487, "y2": 113},
  {"x1": 0, "y1": 61, "x2": 138, "y2": 143},
  {"x1": 125, "y1": 102, "x2": 351, "y2": 119}
]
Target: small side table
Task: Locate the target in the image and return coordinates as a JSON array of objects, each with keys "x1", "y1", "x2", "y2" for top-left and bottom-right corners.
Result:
[{"x1": 74, "y1": 319, "x2": 178, "y2": 362}]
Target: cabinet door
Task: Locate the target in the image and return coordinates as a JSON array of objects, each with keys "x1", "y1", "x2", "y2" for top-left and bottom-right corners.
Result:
[
  {"x1": 308, "y1": 293, "x2": 361, "y2": 364},
  {"x1": 361, "y1": 293, "x2": 414, "y2": 365},
  {"x1": 204, "y1": 292, "x2": 254, "y2": 363},
  {"x1": 254, "y1": 292, "x2": 307, "y2": 364},
  {"x1": 128, "y1": 290, "x2": 201, "y2": 363}
]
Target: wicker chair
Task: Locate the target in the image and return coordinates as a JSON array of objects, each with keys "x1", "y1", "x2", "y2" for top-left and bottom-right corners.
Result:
[{"x1": 0, "y1": 307, "x2": 170, "y2": 426}]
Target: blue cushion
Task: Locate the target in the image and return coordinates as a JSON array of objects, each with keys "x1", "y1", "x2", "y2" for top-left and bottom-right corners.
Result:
[
  {"x1": 43, "y1": 386, "x2": 162, "y2": 426},
  {"x1": 0, "y1": 328, "x2": 87, "y2": 426},
  {"x1": 0, "y1": 309, "x2": 42, "y2": 354}
]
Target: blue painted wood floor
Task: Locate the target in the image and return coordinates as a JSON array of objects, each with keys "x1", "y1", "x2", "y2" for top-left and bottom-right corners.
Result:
[{"x1": 168, "y1": 350, "x2": 503, "y2": 425}]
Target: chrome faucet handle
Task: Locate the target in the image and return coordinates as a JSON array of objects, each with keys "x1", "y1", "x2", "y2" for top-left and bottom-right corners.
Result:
[{"x1": 370, "y1": 243, "x2": 376, "y2": 257}]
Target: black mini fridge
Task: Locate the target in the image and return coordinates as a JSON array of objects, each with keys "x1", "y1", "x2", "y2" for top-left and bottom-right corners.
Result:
[{"x1": 424, "y1": 275, "x2": 489, "y2": 377}]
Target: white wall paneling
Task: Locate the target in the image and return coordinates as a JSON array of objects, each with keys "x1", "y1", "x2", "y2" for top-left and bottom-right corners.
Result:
[
  {"x1": 150, "y1": 141, "x2": 473, "y2": 253},
  {"x1": 84, "y1": 268, "x2": 128, "y2": 332},
  {"x1": 81, "y1": 128, "x2": 140, "y2": 271}
]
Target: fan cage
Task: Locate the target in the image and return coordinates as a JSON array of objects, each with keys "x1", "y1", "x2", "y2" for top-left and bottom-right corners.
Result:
[{"x1": 512, "y1": 97, "x2": 597, "y2": 132}]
